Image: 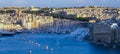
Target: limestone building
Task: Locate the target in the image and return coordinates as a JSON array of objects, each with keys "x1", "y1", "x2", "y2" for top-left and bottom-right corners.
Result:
[{"x1": 90, "y1": 23, "x2": 120, "y2": 44}]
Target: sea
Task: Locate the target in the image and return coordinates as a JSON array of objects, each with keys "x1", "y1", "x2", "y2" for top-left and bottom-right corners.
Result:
[{"x1": 0, "y1": 33, "x2": 120, "y2": 54}]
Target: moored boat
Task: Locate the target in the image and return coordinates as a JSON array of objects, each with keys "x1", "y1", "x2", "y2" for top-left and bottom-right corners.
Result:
[{"x1": 0, "y1": 30, "x2": 15, "y2": 36}]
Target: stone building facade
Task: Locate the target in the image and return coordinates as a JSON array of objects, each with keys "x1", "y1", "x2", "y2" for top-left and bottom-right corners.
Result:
[{"x1": 90, "y1": 23, "x2": 120, "y2": 44}]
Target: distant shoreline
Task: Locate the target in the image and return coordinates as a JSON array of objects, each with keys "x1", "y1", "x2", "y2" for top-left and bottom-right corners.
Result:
[{"x1": 0, "y1": 6, "x2": 120, "y2": 8}]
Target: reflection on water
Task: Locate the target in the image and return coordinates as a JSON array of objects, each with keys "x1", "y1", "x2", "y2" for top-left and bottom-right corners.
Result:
[{"x1": 0, "y1": 33, "x2": 119, "y2": 54}]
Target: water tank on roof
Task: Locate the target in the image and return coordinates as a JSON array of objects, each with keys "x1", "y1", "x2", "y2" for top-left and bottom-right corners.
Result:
[{"x1": 111, "y1": 23, "x2": 118, "y2": 29}]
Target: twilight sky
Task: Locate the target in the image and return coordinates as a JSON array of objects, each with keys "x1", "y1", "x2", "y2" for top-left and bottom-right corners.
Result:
[{"x1": 0, "y1": 0, "x2": 120, "y2": 8}]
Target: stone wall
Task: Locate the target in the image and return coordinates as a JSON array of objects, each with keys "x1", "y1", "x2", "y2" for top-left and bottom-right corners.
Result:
[
  {"x1": 116, "y1": 29, "x2": 120, "y2": 42},
  {"x1": 38, "y1": 18, "x2": 82, "y2": 34},
  {"x1": 90, "y1": 24, "x2": 113, "y2": 43}
]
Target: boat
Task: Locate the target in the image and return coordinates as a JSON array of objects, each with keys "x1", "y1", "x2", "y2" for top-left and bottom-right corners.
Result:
[
  {"x1": 0, "y1": 30, "x2": 15, "y2": 36},
  {"x1": 15, "y1": 30, "x2": 23, "y2": 33}
]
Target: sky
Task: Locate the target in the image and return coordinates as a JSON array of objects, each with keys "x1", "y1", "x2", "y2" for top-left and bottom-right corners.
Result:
[{"x1": 0, "y1": 0, "x2": 120, "y2": 8}]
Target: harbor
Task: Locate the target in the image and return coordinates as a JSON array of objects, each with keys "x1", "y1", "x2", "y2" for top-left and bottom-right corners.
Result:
[
  {"x1": 0, "y1": 32, "x2": 120, "y2": 54},
  {"x1": 0, "y1": 0, "x2": 120, "y2": 54}
]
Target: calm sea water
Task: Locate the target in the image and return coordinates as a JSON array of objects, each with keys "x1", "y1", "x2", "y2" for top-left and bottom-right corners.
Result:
[{"x1": 0, "y1": 33, "x2": 120, "y2": 54}]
